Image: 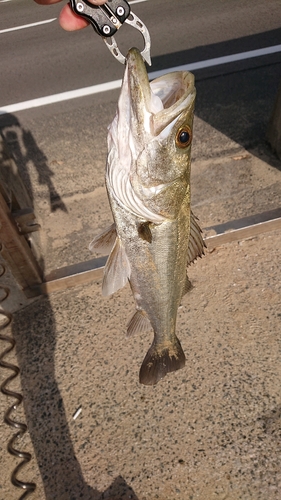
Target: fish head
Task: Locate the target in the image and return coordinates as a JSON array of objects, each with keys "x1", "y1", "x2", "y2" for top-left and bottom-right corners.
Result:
[{"x1": 107, "y1": 47, "x2": 196, "y2": 221}]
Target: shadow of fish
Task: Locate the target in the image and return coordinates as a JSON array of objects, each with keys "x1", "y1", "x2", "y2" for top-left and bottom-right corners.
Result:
[{"x1": 90, "y1": 48, "x2": 205, "y2": 385}]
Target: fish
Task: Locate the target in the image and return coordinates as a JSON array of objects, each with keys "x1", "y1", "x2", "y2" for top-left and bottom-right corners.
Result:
[{"x1": 90, "y1": 47, "x2": 205, "y2": 386}]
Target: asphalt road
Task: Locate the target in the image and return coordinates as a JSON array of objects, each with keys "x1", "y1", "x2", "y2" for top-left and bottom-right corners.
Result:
[
  {"x1": 1, "y1": 0, "x2": 281, "y2": 107},
  {"x1": 0, "y1": 0, "x2": 281, "y2": 270}
]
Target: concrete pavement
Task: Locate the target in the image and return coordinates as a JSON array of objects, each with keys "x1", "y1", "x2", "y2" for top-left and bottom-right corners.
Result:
[{"x1": 0, "y1": 15, "x2": 281, "y2": 498}]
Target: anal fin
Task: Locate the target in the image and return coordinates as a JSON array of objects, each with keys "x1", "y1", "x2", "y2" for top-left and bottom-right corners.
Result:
[{"x1": 127, "y1": 310, "x2": 152, "y2": 337}]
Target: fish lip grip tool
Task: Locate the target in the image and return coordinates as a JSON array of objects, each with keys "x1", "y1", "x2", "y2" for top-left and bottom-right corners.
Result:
[{"x1": 69, "y1": 0, "x2": 151, "y2": 65}]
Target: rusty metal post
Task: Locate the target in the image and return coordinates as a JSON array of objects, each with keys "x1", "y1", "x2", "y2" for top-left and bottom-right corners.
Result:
[
  {"x1": 0, "y1": 190, "x2": 43, "y2": 289},
  {"x1": 0, "y1": 135, "x2": 43, "y2": 293}
]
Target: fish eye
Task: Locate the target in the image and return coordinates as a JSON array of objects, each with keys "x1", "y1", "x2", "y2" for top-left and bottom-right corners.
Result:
[{"x1": 175, "y1": 126, "x2": 192, "y2": 148}]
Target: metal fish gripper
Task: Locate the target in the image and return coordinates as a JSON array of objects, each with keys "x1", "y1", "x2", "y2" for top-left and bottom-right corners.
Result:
[{"x1": 70, "y1": 0, "x2": 151, "y2": 65}]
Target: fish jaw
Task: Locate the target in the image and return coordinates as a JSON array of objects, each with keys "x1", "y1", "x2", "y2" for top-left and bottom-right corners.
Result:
[
  {"x1": 106, "y1": 47, "x2": 196, "y2": 221},
  {"x1": 124, "y1": 47, "x2": 196, "y2": 137}
]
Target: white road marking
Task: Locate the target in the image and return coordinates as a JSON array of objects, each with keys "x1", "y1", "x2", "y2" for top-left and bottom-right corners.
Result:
[
  {"x1": 0, "y1": 80, "x2": 123, "y2": 114},
  {"x1": 0, "y1": 18, "x2": 57, "y2": 34},
  {"x1": 1, "y1": 44, "x2": 280, "y2": 115},
  {"x1": 148, "y1": 44, "x2": 281, "y2": 80},
  {"x1": 130, "y1": 0, "x2": 149, "y2": 4}
]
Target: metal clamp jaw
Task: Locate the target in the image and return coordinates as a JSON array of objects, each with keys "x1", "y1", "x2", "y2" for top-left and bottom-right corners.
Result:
[{"x1": 70, "y1": 0, "x2": 151, "y2": 65}]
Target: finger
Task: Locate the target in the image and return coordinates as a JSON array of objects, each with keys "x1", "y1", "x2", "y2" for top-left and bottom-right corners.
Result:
[
  {"x1": 59, "y1": 1, "x2": 107, "y2": 31},
  {"x1": 88, "y1": 0, "x2": 107, "y2": 4},
  {"x1": 34, "y1": 0, "x2": 63, "y2": 4},
  {"x1": 34, "y1": 0, "x2": 106, "y2": 4},
  {"x1": 59, "y1": 4, "x2": 89, "y2": 30}
]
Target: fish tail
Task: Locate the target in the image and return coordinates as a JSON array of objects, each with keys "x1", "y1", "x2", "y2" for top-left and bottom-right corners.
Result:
[{"x1": 139, "y1": 336, "x2": 186, "y2": 386}]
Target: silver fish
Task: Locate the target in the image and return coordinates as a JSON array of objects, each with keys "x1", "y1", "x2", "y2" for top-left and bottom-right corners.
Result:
[{"x1": 90, "y1": 48, "x2": 205, "y2": 385}]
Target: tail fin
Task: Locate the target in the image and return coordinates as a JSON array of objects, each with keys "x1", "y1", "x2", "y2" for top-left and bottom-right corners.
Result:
[{"x1": 139, "y1": 336, "x2": 186, "y2": 386}]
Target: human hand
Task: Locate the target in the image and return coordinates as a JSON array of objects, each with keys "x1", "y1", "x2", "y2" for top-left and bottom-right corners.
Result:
[{"x1": 34, "y1": 0, "x2": 107, "y2": 31}]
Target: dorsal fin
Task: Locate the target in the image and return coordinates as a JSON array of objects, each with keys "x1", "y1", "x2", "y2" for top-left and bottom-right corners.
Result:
[
  {"x1": 102, "y1": 237, "x2": 131, "y2": 296},
  {"x1": 89, "y1": 223, "x2": 117, "y2": 255},
  {"x1": 187, "y1": 211, "x2": 206, "y2": 265}
]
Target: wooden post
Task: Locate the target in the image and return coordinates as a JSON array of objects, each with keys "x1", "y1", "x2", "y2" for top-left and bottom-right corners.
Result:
[{"x1": 267, "y1": 82, "x2": 281, "y2": 159}]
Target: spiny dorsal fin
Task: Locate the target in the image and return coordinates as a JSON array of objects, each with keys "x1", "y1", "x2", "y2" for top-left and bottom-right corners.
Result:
[
  {"x1": 102, "y1": 237, "x2": 131, "y2": 296},
  {"x1": 187, "y1": 211, "x2": 206, "y2": 265},
  {"x1": 127, "y1": 310, "x2": 152, "y2": 337},
  {"x1": 89, "y1": 223, "x2": 117, "y2": 255}
]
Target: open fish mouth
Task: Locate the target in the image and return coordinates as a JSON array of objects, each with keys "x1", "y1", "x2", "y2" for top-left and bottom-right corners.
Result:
[{"x1": 125, "y1": 47, "x2": 196, "y2": 136}]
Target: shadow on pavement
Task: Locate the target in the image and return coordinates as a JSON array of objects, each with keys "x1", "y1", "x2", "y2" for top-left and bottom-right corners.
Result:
[
  {"x1": 0, "y1": 116, "x2": 139, "y2": 499},
  {"x1": 0, "y1": 113, "x2": 67, "y2": 212},
  {"x1": 13, "y1": 298, "x2": 138, "y2": 500}
]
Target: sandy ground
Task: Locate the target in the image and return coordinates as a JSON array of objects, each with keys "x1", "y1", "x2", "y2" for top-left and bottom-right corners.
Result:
[
  {"x1": 1, "y1": 227, "x2": 281, "y2": 500},
  {"x1": 1, "y1": 78, "x2": 281, "y2": 499}
]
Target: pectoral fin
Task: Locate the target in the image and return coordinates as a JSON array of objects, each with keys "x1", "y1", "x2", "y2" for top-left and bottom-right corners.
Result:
[
  {"x1": 137, "y1": 222, "x2": 152, "y2": 243},
  {"x1": 187, "y1": 211, "x2": 206, "y2": 265},
  {"x1": 102, "y1": 237, "x2": 131, "y2": 296},
  {"x1": 89, "y1": 223, "x2": 117, "y2": 254}
]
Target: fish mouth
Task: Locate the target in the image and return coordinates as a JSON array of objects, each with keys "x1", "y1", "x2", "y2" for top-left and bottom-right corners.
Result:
[{"x1": 125, "y1": 47, "x2": 196, "y2": 136}]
